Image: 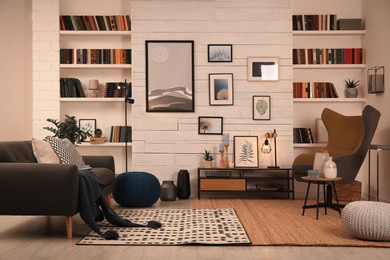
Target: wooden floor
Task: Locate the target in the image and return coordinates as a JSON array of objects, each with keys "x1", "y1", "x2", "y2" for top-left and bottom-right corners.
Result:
[{"x1": 1, "y1": 199, "x2": 389, "y2": 260}]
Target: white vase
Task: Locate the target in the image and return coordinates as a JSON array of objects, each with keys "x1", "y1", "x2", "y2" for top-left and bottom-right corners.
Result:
[
  {"x1": 313, "y1": 152, "x2": 329, "y2": 178},
  {"x1": 323, "y1": 157, "x2": 337, "y2": 178}
]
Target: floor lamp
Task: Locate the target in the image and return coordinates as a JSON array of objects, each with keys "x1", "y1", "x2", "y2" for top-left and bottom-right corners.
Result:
[{"x1": 121, "y1": 80, "x2": 134, "y2": 172}]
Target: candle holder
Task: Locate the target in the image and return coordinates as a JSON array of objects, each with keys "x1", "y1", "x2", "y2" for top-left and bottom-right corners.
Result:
[
  {"x1": 224, "y1": 144, "x2": 229, "y2": 168},
  {"x1": 219, "y1": 151, "x2": 226, "y2": 168}
]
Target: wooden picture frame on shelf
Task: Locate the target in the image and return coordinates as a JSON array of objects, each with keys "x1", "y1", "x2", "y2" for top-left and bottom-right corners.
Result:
[
  {"x1": 234, "y1": 136, "x2": 259, "y2": 168},
  {"x1": 252, "y1": 95, "x2": 271, "y2": 120},
  {"x1": 208, "y1": 44, "x2": 232, "y2": 62},
  {"x1": 198, "y1": 116, "x2": 223, "y2": 135},
  {"x1": 79, "y1": 119, "x2": 96, "y2": 142},
  {"x1": 145, "y1": 40, "x2": 194, "y2": 112},
  {"x1": 316, "y1": 118, "x2": 328, "y2": 143},
  {"x1": 247, "y1": 56, "x2": 279, "y2": 81},
  {"x1": 209, "y1": 73, "x2": 234, "y2": 106}
]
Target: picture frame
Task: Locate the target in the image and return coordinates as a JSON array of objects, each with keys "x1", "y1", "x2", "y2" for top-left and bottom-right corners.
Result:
[
  {"x1": 208, "y1": 44, "x2": 233, "y2": 62},
  {"x1": 198, "y1": 116, "x2": 223, "y2": 135},
  {"x1": 234, "y1": 136, "x2": 259, "y2": 168},
  {"x1": 79, "y1": 119, "x2": 96, "y2": 142},
  {"x1": 145, "y1": 40, "x2": 194, "y2": 112},
  {"x1": 316, "y1": 118, "x2": 328, "y2": 143},
  {"x1": 247, "y1": 56, "x2": 279, "y2": 81},
  {"x1": 252, "y1": 95, "x2": 271, "y2": 120},
  {"x1": 209, "y1": 73, "x2": 234, "y2": 106}
]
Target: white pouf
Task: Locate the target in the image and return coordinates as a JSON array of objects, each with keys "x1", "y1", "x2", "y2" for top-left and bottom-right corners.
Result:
[{"x1": 341, "y1": 201, "x2": 390, "y2": 241}]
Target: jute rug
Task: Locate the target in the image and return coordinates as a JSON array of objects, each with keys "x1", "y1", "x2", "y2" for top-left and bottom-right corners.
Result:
[
  {"x1": 78, "y1": 208, "x2": 251, "y2": 245},
  {"x1": 193, "y1": 198, "x2": 390, "y2": 247}
]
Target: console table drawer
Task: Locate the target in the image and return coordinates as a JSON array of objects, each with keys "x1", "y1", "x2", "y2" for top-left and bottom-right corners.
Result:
[{"x1": 200, "y1": 179, "x2": 246, "y2": 191}]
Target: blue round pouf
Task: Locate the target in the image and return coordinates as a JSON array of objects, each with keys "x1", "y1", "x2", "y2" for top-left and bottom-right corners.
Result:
[{"x1": 113, "y1": 172, "x2": 160, "y2": 207}]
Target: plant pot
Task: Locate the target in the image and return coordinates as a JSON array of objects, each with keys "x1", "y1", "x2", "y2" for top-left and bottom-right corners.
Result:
[
  {"x1": 345, "y1": 88, "x2": 358, "y2": 98},
  {"x1": 204, "y1": 160, "x2": 213, "y2": 168},
  {"x1": 160, "y1": 181, "x2": 177, "y2": 201}
]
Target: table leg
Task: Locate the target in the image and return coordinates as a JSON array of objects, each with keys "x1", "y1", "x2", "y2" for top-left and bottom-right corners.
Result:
[
  {"x1": 302, "y1": 181, "x2": 311, "y2": 216},
  {"x1": 316, "y1": 183, "x2": 320, "y2": 220},
  {"x1": 332, "y1": 181, "x2": 341, "y2": 216},
  {"x1": 323, "y1": 183, "x2": 327, "y2": 215}
]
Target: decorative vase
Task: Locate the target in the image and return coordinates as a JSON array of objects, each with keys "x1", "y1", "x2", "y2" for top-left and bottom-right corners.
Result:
[
  {"x1": 204, "y1": 160, "x2": 213, "y2": 168},
  {"x1": 345, "y1": 88, "x2": 358, "y2": 98},
  {"x1": 323, "y1": 157, "x2": 337, "y2": 178},
  {"x1": 313, "y1": 151, "x2": 329, "y2": 178},
  {"x1": 160, "y1": 181, "x2": 177, "y2": 201},
  {"x1": 177, "y1": 169, "x2": 191, "y2": 199}
]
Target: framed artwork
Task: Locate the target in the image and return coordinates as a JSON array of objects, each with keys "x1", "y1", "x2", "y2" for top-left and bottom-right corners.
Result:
[
  {"x1": 209, "y1": 73, "x2": 234, "y2": 106},
  {"x1": 145, "y1": 40, "x2": 194, "y2": 112},
  {"x1": 198, "y1": 116, "x2": 223, "y2": 135},
  {"x1": 316, "y1": 118, "x2": 328, "y2": 143},
  {"x1": 234, "y1": 136, "x2": 259, "y2": 168},
  {"x1": 79, "y1": 119, "x2": 96, "y2": 141},
  {"x1": 208, "y1": 44, "x2": 233, "y2": 62},
  {"x1": 252, "y1": 95, "x2": 271, "y2": 120},
  {"x1": 247, "y1": 56, "x2": 279, "y2": 81}
]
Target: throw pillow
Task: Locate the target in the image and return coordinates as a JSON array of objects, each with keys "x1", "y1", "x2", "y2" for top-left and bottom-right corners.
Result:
[
  {"x1": 32, "y1": 138, "x2": 60, "y2": 164},
  {"x1": 45, "y1": 137, "x2": 87, "y2": 169}
]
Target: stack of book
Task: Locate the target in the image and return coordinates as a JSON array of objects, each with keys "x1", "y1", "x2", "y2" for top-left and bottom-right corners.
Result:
[
  {"x1": 104, "y1": 82, "x2": 131, "y2": 98},
  {"x1": 292, "y1": 14, "x2": 337, "y2": 31},
  {"x1": 60, "y1": 15, "x2": 131, "y2": 31},
  {"x1": 110, "y1": 126, "x2": 132, "y2": 143},
  {"x1": 293, "y1": 82, "x2": 338, "y2": 98},
  {"x1": 293, "y1": 48, "x2": 366, "y2": 65},
  {"x1": 293, "y1": 128, "x2": 314, "y2": 143},
  {"x1": 60, "y1": 78, "x2": 85, "y2": 97}
]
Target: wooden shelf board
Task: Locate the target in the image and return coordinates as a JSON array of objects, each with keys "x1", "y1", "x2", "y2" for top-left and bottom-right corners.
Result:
[
  {"x1": 293, "y1": 98, "x2": 366, "y2": 103},
  {"x1": 76, "y1": 142, "x2": 132, "y2": 147},
  {"x1": 293, "y1": 30, "x2": 366, "y2": 36},
  {"x1": 60, "y1": 30, "x2": 131, "y2": 36},
  {"x1": 60, "y1": 97, "x2": 125, "y2": 102},
  {"x1": 293, "y1": 64, "x2": 366, "y2": 69},
  {"x1": 60, "y1": 64, "x2": 131, "y2": 69}
]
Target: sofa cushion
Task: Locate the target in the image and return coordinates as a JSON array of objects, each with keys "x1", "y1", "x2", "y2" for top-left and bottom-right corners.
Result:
[
  {"x1": 91, "y1": 167, "x2": 115, "y2": 186},
  {"x1": 32, "y1": 138, "x2": 60, "y2": 164},
  {"x1": 45, "y1": 137, "x2": 87, "y2": 168},
  {"x1": 0, "y1": 141, "x2": 37, "y2": 163}
]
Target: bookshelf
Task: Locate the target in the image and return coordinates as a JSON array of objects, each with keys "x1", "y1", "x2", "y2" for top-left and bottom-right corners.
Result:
[
  {"x1": 59, "y1": 0, "x2": 132, "y2": 173},
  {"x1": 292, "y1": 0, "x2": 366, "y2": 154}
]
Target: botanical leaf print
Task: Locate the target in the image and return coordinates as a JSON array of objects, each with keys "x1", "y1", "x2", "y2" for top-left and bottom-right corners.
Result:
[{"x1": 239, "y1": 140, "x2": 254, "y2": 164}]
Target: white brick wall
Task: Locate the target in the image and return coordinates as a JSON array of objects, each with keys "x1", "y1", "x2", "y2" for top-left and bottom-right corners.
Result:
[{"x1": 32, "y1": 0, "x2": 60, "y2": 139}]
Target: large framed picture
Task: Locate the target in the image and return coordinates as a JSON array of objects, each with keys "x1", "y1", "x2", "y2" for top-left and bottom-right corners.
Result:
[
  {"x1": 209, "y1": 73, "x2": 234, "y2": 106},
  {"x1": 247, "y1": 56, "x2": 279, "y2": 81},
  {"x1": 208, "y1": 44, "x2": 232, "y2": 62},
  {"x1": 145, "y1": 40, "x2": 194, "y2": 112},
  {"x1": 234, "y1": 136, "x2": 259, "y2": 168},
  {"x1": 252, "y1": 95, "x2": 271, "y2": 120},
  {"x1": 79, "y1": 119, "x2": 96, "y2": 141},
  {"x1": 198, "y1": 116, "x2": 223, "y2": 135}
]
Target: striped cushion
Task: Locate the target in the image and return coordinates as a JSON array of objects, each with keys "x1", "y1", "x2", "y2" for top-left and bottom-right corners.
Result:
[{"x1": 45, "y1": 137, "x2": 87, "y2": 168}]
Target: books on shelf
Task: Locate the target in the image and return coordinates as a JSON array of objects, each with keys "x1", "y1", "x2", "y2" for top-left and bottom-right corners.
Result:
[
  {"x1": 110, "y1": 126, "x2": 132, "y2": 143},
  {"x1": 293, "y1": 48, "x2": 365, "y2": 65},
  {"x1": 292, "y1": 14, "x2": 337, "y2": 31},
  {"x1": 104, "y1": 82, "x2": 132, "y2": 98},
  {"x1": 293, "y1": 128, "x2": 314, "y2": 144},
  {"x1": 60, "y1": 15, "x2": 131, "y2": 31},
  {"x1": 293, "y1": 82, "x2": 338, "y2": 98},
  {"x1": 60, "y1": 49, "x2": 131, "y2": 64},
  {"x1": 60, "y1": 78, "x2": 86, "y2": 97}
]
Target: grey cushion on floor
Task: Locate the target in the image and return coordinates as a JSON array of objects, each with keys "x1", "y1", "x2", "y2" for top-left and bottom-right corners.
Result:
[{"x1": 341, "y1": 201, "x2": 390, "y2": 241}]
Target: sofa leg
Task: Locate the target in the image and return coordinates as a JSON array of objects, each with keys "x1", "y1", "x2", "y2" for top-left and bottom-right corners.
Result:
[{"x1": 65, "y1": 216, "x2": 73, "y2": 239}]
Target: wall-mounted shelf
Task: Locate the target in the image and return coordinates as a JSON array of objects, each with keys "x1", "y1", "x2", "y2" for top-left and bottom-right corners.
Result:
[
  {"x1": 60, "y1": 30, "x2": 131, "y2": 36},
  {"x1": 293, "y1": 30, "x2": 365, "y2": 36},
  {"x1": 77, "y1": 142, "x2": 132, "y2": 147},
  {"x1": 60, "y1": 64, "x2": 131, "y2": 69},
  {"x1": 293, "y1": 98, "x2": 366, "y2": 103},
  {"x1": 293, "y1": 64, "x2": 366, "y2": 69}
]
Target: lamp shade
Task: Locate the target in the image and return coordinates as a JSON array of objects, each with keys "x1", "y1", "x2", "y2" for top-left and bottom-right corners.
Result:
[{"x1": 89, "y1": 79, "x2": 99, "y2": 90}]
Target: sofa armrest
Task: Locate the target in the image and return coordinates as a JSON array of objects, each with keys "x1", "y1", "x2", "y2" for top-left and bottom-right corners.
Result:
[
  {"x1": 0, "y1": 163, "x2": 79, "y2": 216},
  {"x1": 82, "y1": 155, "x2": 115, "y2": 174}
]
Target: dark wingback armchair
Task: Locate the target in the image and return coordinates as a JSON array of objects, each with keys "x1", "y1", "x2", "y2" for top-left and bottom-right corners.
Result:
[{"x1": 292, "y1": 105, "x2": 380, "y2": 202}]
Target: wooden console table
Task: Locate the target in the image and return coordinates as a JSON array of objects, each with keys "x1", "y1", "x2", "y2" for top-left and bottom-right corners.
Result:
[{"x1": 197, "y1": 167, "x2": 294, "y2": 199}]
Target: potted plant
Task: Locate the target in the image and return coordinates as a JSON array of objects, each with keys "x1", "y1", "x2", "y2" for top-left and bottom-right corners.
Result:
[
  {"x1": 202, "y1": 149, "x2": 215, "y2": 168},
  {"x1": 43, "y1": 115, "x2": 92, "y2": 144},
  {"x1": 344, "y1": 78, "x2": 360, "y2": 98}
]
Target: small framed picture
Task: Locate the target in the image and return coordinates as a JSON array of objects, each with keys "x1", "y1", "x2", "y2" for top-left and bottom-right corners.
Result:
[
  {"x1": 79, "y1": 119, "x2": 96, "y2": 141},
  {"x1": 208, "y1": 44, "x2": 232, "y2": 62},
  {"x1": 234, "y1": 136, "x2": 259, "y2": 168},
  {"x1": 316, "y1": 118, "x2": 328, "y2": 143},
  {"x1": 198, "y1": 116, "x2": 223, "y2": 135},
  {"x1": 247, "y1": 56, "x2": 279, "y2": 81},
  {"x1": 253, "y1": 95, "x2": 271, "y2": 120},
  {"x1": 209, "y1": 73, "x2": 234, "y2": 106}
]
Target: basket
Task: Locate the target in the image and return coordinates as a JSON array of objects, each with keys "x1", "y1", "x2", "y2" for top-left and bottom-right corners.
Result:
[{"x1": 204, "y1": 170, "x2": 232, "y2": 178}]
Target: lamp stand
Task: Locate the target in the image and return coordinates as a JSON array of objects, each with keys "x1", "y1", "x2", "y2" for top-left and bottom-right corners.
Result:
[
  {"x1": 268, "y1": 129, "x2": 279, "y2": 169},
  {"x1": 123, "y1": 80, "x2": 134, "y2": 172}
]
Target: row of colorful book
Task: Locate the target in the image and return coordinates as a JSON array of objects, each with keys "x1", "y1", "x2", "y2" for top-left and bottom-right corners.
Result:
[
  {"x1": 293, "y1": 128, "x2": 314, "y2": 144},
  {"x1": 104, "y1": 82, "x2": 132, "y2": 98},
  {"x1": 293, "y1": 48, "x2": 366, "y2": 65},
  {"x1": 60, "y1": 49, "x2": 131, "y2": 64},
  {"x1": 110, "y1": 126, "x2": 132, "y2": 143},
  {"x1": 293, "y1": 82, "x2": 338, "y2": 98},
  {"x1": 60, "y1": 15, "x2": 131, "y2": 31},
  {"x1": 292, "y1": 14, "x2": 337, "y2": 31}
]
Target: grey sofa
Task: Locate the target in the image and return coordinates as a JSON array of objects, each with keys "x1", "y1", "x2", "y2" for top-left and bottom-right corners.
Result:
[{"x1": 0, "y1": 140, "x2": 116, "y2": 239}]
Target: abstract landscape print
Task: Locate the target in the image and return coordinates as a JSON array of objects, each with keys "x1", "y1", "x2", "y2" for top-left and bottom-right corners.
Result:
[{"x1": 146, "y1": 41, "x2": 194, "y2": 112}]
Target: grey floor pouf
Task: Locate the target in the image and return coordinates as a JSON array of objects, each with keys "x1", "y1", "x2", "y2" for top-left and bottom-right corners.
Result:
[{"x1": 341, "y1": 201, "x2": 390, "y2": 241}]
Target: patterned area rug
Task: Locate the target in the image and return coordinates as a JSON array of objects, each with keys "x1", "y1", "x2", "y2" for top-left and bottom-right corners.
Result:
[{"x1": 77, "y1": 208, "x2": 251, "y2": 245}]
